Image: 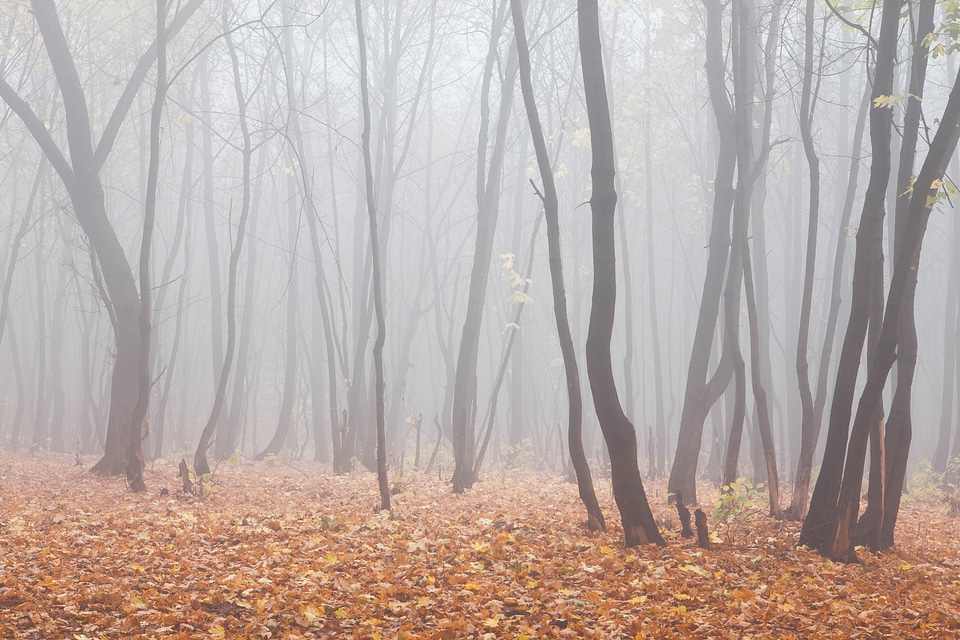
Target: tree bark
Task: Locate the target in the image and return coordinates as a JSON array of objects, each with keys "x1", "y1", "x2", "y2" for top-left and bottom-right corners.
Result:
[
  {"x1": 799, "y1": 0, "x2": 899, "y2": 551},
  {"x1": 825, "y1": 53, "x2": 960, "y2": 564},
  {"x1": 579, "y1": 0, "x2": 663, "y2": 547},
  {"x1": 668, "y1": 0, "x2": 736, "y2": 505},
  {"x1": 511, "y1": 0, "x2": 605, "y2": 531}
]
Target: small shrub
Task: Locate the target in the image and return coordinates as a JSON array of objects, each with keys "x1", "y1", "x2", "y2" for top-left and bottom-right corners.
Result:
[{"x1": 712, "y1": 477, "x2": 766, "y2": 544}]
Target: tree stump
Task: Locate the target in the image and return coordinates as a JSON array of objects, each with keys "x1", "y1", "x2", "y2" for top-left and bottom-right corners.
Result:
[
  {"x1": 179, "y1": 459, "x2": 194, "y2": 495},
  {"x1": 675, "y1": 489, "x2": 694, "y2": 538},
  {"x1": 694, "y1": 508, "x2": 711, "y2": 549}
]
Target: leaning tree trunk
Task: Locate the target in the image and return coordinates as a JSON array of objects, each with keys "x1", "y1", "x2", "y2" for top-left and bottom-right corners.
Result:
[
  {"x1": 799, "y1": 0, "x2": 900, "y2": 551},
  {"x1": 827, "y1": 60, "x2": 960, "y2": 562},
  {"x1": 194, "y1": 7, "x2": 253, "y2": 478},
  {"x1": 355, "y1": 0, "x2": 391, "y2": 511},
  {"x1": 511, "y1": 0, "x2": 605, "y2": 531},
  {"x1": 791, "y1": 66, "x2": 871, "y2": 520},
  {"x1": 0, "y1": 0, "x2": 202, "y2": 475},
  {"x1": 579, "y1": 0, "x2": 663, "y2": 547},
  {"x1": 668, "y1": 0, "x2": 736, "y2": 505},
  {"x1": 792, "y1": 0, "x2": 820, "y2": 520},
  {"x1": 857, "y1": 0, "x2": 936, "y2": 551}
]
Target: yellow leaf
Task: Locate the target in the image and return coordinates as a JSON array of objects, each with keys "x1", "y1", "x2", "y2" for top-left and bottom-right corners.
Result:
[
  {"x1": 209, "y1": 624, "x2": 226, "y2": 638},
  {"x1": 325, "y1": 553, "x2": 338, "y2": 565},
  {"x1": 464, "y1": 582, "x2": 481, "y2": 592},
  {"x1": 559, "y1": 588, "x2": 575, "y2": 596},
  {"x1": 674, "y1": 593, "x2": 692, "y2": 600},
  {"x1": 335, "y1": 607, "x2": 347, "y2": 619},
  {"x1": 417, "y1": 596, "x2": 429, "y2": 607},
  {"x1": 483, "y1": 616, "x2": 500, "y2": 628},
  {"x1": 730, "y1": 587, "x2": 756, "y2": 600},
  {"x1": 599, "y1": 545, "x2": 613, "y2": 555}
]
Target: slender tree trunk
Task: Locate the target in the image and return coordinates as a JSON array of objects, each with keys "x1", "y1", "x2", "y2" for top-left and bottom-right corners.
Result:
[
  {"x1": 792, "y1": 0, "x2": 821, "y2": 519},
  {"x1": 859, "y1": 0, "x2": 936, "y2": 550},
  {"x1": 194, "y1": 7, "x2": 253, "y2": 477},
  {"x1": 669, "y1": 0, "x2": 736, "y2": 505},
  {"x1": 126, "y1": 0, "x2": 167, "y2": 492},
  {"x1": 355, "y1": 0, "x2": 390, "y2": 511},
  {"x1": 579, "y1": 0, "x2": 662, "y2": 546},
  {"x1": 255, "y1": 176, "x2": 300, "y2": 459},
  {"x1": 452, "y1": 0, "x2": 517, "y2": 493},
  {"x1": 790, "y1": 68, "x2": 871, "y2": 520},
  {"x1": 799, "y1": 0, "x2": 900, "y2": 551},
  {"x1": 511, "y1": 0, "x2": 604, "y2": 530},
  {"x1": 825, "y1": 55, "x2": 960, "y2": 564}
]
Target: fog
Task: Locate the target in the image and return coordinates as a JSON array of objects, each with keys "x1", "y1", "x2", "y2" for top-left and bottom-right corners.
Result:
[{"x1": 0, "y1": 0, "x2": 958, "y2": 509}]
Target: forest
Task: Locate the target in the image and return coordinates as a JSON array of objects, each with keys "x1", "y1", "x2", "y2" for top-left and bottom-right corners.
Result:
[{"x1": 2, "y1": 0, "x2": 960, "y2": 637}]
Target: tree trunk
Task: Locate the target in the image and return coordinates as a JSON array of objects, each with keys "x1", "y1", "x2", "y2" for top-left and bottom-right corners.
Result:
[
  {"x1": 194, "y1": 7, "x2": 253, "y2": 477},
  {"x1": 669, "y1": 0, "x2": 736, "y2": 505},
  {"x1": 579, "y1": 0, "x2": 662, "y2": 547},
  {"x1": 858, "y1": 0, "x2": 935, "y2": 550},
  {"x1": 799, "y1": 0, "x2": 900, "y2": 551},
  {"x1": 825, "y1": 55, "x2": 960, "y2": 564},
  {"x1": 451, "y1": 0, "x2": 517, "y2": 493},
  {"x1": 126, "y1": 0, "x2": 168, "y2": 493},
  {"x1": 511, "y1": 0, "x2": 604, "y2": 531},
  {"x1": 355, "y1": 0, "x2": 391, "y2": 511}
]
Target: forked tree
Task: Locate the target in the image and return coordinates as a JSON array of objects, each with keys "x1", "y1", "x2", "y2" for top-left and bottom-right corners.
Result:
[{"x1": 0, "y1": 0, "x2": 203, "y2": 478}]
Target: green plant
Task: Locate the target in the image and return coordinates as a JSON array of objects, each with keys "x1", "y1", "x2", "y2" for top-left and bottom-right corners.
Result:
[
  {"x1": 907, "y1": 460, "x2": 944, "y2": 502},
  {"x1": 712, "y1": 477, "x2": 766, "y2": 544}
]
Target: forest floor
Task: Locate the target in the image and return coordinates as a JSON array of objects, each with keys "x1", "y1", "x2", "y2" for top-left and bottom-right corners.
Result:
[{"x1": 1, "y1": 454, "x2": 960, "y2": 639}]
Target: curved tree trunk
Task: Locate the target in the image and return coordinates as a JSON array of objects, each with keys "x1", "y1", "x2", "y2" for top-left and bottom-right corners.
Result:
[
  {"x1": 511, "y1": 0, "x2": 605, "y2": 531},
  {"x1": 668, "y1": 0, "x2": 736, "y2": 505},
  {"x1": 579, "y1": 0, "x2": 662, "y2": 547},
  {"x1": 194, "y1": 7, "x2": 253, "y2": 478},
  {"x1": 825, "y1": 49, "x2": 960, "y2": 564},
  {"x1": 799, "y1": 0, "x2": 900, "y2": 551}
]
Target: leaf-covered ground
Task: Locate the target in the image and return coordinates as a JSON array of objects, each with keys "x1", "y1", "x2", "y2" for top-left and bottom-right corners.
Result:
[{"x1": 1, "y1": 455, "x2": 959, "y2": 639}]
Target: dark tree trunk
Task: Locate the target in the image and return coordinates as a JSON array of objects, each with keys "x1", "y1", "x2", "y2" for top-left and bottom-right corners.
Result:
[
  {"x1": 793, "y1": 0, "x2": 821, "y2": 520},
  {"x1": 799, "y1": 0, "x2": 900, "y2": 551},
  {"x1": 511, "y1": 0, "x2": 604, "y2": 531},
  {"x1": 858, "y1": 0, "x2": 936, "y2": 551},
  {"x1": 579, "y1": 0, "x2": 662, "y2": 547},
  {"x1": 825, "y1": 56, "x2": 960, "y2": 564},
  {"x1": 790, "y1": 68, "x2": 871, "y2": 520}
]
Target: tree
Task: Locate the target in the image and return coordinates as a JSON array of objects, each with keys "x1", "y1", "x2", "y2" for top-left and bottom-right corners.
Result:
[
  {"x1": 0, "y1": 0, "x2": 204, "y2": 477},
  {"x1": 194, "y1": 6, "x2": 256, "y2": 477},
  {"x1": 668, "y1": 0, "x2": 736, "y2": 505},
  {"x1": 578, "y1": 0, "x2": 663, "y2": 547},
  {"x1": 511, "y1": 0, "x2": 605, "y2": 531},
  {"x1": 799, "y1": 0, "x2": 900, "y2": 552},
  {"x1": 451, "y1": 0, "x2": 517, "y2": 493},
  {"x1": 355, "y1": 0, "x2": 391, "y2": 511}
]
